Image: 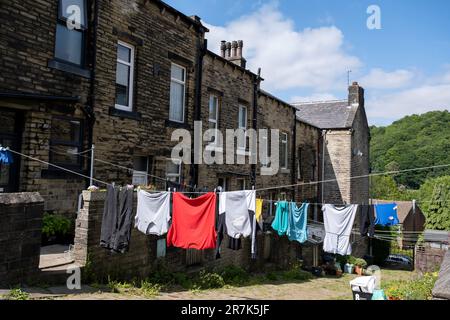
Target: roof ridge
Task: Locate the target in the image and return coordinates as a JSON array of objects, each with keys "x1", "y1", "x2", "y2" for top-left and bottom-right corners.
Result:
[{"x1": 291, "y1": 99, "x2": 347, "y2": 106}]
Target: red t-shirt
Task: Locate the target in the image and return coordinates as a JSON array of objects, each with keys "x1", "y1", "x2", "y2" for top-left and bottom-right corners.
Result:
[{"x1": 167, "y1": 192, "x2": 217, "y2": 250}]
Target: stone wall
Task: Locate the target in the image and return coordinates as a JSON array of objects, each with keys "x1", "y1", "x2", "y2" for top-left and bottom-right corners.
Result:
[
  {"x1": 0, "y1": 192, "x2": 44, "y2": 286},
  {"x1": 0, "y1": 0, "x2": 92, "y2": 217},
  {"x1": 432, "y1": 250, "x2": 450, "y2": 300},
  {"x1": 196, "y1": 52, "x2": 256, "y2": 191},
  {"x1": 91, "y1": 0, "x2": 206, "y2": 188}
]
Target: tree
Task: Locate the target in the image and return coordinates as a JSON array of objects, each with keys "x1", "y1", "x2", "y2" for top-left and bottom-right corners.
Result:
[
  {"x1": 370, "y1": 175, "x2": 400, "y2": 200},
  {"x1": 418, "y1": 176, "x2": 450, "y2": 231}
]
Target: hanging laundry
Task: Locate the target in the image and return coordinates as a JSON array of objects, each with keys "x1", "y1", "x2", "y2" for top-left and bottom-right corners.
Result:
[
  {"x1": 135, "y1": 190, "x2": 171, "y2": 236},
  {"x1": 322, "y1": 204, "x2": 358, "y2": 256},
  {"x1": 255, "y1": 198, "x2": 264, "y2": 229},
  {"x1": 271, "y1": 201, "x2": 290, "y2": 236},
  {"x1": 374, "y1": 203, "x2": 399, "y2": 226},
  {"x1": 0, "y1": 147, "x2": 13, "y2": 164},
  {"x1": 359, "y1": 204, "x2": 376, "y2": 237},
  {"x1": 216, "y1": 190, "x2": 256, "y2": 258},
  {"x1": 167, "y1": 192, "x2": 217, "y2": 250},
  {"x1": 287, "y1": 202, "x2": 309, "y2": 244},
  {"x1": 100, "y1": 184, "x2": 134, "y2": 254}
]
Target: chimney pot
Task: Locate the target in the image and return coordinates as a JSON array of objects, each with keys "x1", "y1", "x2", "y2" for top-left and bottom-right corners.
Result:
[
  {"x1": 237, "y1": 40, "x2": 243, "y2": 58},
  {"x1": 231, "y1": 41, "x2": 238, "y2": 57},
  {"x1": 352, "y1": 81, "x2": 359, "y2": 86},
  {"x1": 220, "y1": 41, "x2": 226, "y2": 58},
  {"x1": 226, "y1": 42, "x2": 231, "y2": 58}
]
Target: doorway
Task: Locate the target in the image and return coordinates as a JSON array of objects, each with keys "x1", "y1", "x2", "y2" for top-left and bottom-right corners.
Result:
[{"x1": 0, "y1": 109, "x2": 23, "y2": 193}]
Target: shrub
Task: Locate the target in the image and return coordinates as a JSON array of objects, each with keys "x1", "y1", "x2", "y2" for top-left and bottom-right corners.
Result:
[
  {"x1": 2, "y1": 288, "x2": 30, "y2": 300},
  {"x1": 354, "y1": 258, "x2": 368, "y2": 268},
  {"x1": 195, "y1": 270, "x2": 225, "y2": 289},
  {"x1": 42, "y1": 213, "x2": 72, "y2": 240},
  {"x1": 384, "y1": 272, "x2": 438, "y2": 300},
  {"x1": 265, "y1": 272, "x2": 278, "y2": 281},
  {"x1": 220, "y1": 265, "x2": 249, "y2": 285}
]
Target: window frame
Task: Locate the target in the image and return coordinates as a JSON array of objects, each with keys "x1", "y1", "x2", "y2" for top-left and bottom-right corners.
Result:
[
  {"x1": 208, "y1": 94, "x2": 220, "y2": 145},
  {"x1": 280, "y1": 132, "x2": 288, "y2": 169},
  {"x1": 261, "y1": 130, "x2": 270, "y2": 167},
  {"x1": 132, "y1": 156, "x2": 149, "y2": 186},
  {"x1": 237, "y1": 104, "x2": 247, "y2": 151},
  {"x1": 49, "y1": 116, "x2": 84, "y2": 170},
  {"x1": 237, "y1": 178, "x2": 246, "y2": 191},
  {"x1": 114, "y1": 41, "x2": 135, "y2": 112},
  {"x1": 54, "y1": 0, "x2": 87, "y2": 67},
  {"x1": 169, "y1": 63, "x2": 186, "y2": 123},
  {"x1": 166, "y1": 158, "x2": 182, "y2": 184}
]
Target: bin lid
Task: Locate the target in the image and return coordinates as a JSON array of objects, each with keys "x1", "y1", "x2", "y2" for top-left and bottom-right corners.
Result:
[{"x1": 349, "y1": 276, "x2": 376, "y2": 292}]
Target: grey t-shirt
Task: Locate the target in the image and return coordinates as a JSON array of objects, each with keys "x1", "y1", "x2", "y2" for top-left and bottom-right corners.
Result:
[{"x1": 135, "y1": 190, "x2": 171, "y2": 236}]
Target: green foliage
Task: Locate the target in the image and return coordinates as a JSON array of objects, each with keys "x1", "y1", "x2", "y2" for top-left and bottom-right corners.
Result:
[
  {"x1": 418, "y1": 176, "x2": 450, "y2": 230},
  {"x1": 195, "y1": 270, "x2": 225, "y2": 289},
  {"x1": 370, "y1": 110, "x2": 450, "y2": 189},
  {"x1": 2, "y1": 288, "x2": 30, "y2": 300},
  {"x1": 354, "y1": 258, "x2": 367, "y2": 268},
  {"x1": 42, "y1": 213, "x2": 72, "y2": 238},
  {"x1": 220, "y1": 265, "x2": 249, "y2": 285},
  {"x1": 384, "y1": 272, "x2": 438, "y2": 300},
  {"x1": 281, "y1": 264, "x2": 313, "y2": 281},
  {"x1": 265, "y1": 272, "x2": 278, "y2": 281},
  {"x1": 107, "y1": 278, "x2": 161, "y2": 297}
]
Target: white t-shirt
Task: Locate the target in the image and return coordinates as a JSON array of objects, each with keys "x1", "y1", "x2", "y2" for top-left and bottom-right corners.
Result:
[
  {"x1": 135, "y1": 190, "x2": 171, "y2": 236},
  {"x1": 219, "y1": 190, "x2": 256, "y2": 239},
  {"x1": 322, "y1": 204, "x2": 358, "y2": 256}
]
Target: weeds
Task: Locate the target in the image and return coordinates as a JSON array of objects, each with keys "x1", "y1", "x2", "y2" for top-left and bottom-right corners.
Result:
[{"x1": 2, "y1": 288, "x2": 30, "y2": 300}]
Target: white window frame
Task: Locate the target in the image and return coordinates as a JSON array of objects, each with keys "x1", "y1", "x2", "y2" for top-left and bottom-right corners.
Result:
[
  {"x1": 237, "y1": 105, "x2": 247, "y2": 151},
  {"x1": 169, "y1": 63, "x2": 186, "y2": 123},
  {"x1": 115, "y1": 41, "x2": 135, "y2": 112},
  {"x1": 166, "y1": 158, "x2": 181, "y2": 184},
  {"x1": 208, "y1": 94, "x2": 219, "y2": 146},
  {"x1": 281, "y1": 132, "x2": 288, "y2": 169}
]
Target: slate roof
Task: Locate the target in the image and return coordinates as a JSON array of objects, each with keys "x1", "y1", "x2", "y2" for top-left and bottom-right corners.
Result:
[{"x1": 292, "y1": 100, "x2": 358, "y2": 129}]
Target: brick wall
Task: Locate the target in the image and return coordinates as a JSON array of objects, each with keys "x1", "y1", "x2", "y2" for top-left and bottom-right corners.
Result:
[{"x1": 0, "y1": 192, "x2": 44, "y2": 286}]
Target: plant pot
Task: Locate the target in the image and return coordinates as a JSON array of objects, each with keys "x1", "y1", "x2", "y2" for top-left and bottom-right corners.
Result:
[
  {"x1": 344, "y1": 263, "x2": 354, "y2": 274},
  {"x1": 355, "y1": 266, "x2": 363, "y2": 275}
]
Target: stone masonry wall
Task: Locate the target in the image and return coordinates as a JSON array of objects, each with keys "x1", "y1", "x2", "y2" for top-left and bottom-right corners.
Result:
[
  {"x1": 0, "y1": 192, "x2": 44, "y2": 286},
  {"x1": 0, "y1": 0, "x2": 92, "y2": 217},
  {"x1": 91, "y1": 0, "x2": 205, "y2": 188},
  {"x1": 197, "y1": 52, "x2": 255, "y2": 191}
]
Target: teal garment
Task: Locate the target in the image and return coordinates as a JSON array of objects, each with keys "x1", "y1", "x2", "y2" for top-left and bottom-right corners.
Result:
[
  {"x1": 271, "y1": 201, "x2": 290, "y2": 236},
  {"x1": 287, "y1": 202, "x2": 309, "y2": 244},
  {"x1": 371, "y1": 289, "x2": 387, "y2": 300}
]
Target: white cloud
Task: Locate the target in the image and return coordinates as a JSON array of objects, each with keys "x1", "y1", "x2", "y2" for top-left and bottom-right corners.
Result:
[
  {"x1": 360, "y1": 68, "x2": 415, "y2": 89},
  {"x1": 367, "y1": 83, "x2": 450, "y2": 123},
  {"x1": 203, "y1": 2, "x2": 360, "y2": 92}
]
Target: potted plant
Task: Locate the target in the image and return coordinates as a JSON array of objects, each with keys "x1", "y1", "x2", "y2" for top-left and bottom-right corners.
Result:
[{"x1": 354, "y1": 258, "x2": 367, "y2": 275}]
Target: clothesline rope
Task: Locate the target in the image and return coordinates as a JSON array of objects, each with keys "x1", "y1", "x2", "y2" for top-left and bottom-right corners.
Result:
[{"x1": 5, "y1": 146, "x2": 450, "y2": 204}]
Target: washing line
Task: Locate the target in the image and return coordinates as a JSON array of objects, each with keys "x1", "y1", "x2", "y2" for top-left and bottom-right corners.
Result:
[
  {"x1": 7, "y1": 148, "x2": 111, "y2": 186},
  {"x1": 6, "y1": 145, "x2": 450, "y2": 197}
]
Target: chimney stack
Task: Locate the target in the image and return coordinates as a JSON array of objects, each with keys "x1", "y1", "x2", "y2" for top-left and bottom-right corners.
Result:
[
  {"x1": 220, "y1": 40, "x2": 247, "y2": 68},
  {"x1": 348, "y1": 81, "x2": 364, "y2": 108}
]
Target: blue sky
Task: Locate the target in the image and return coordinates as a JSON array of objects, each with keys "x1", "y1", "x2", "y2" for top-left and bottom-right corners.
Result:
[{"x1": 166, "y1": 0, "x2": 450, "y2": 126}]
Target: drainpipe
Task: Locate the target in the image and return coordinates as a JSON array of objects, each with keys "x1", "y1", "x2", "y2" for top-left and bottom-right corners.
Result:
[
  {"x1": 320, "y1": 130, "x2": 327, "y2": 213},
  {"x1": 292, "y1": 110, "x2": 297, "y2": 200},
  {"x1": 251, "y1": 68, "x2": 261, "y2": 188},
  {"x1": 191, "y1": 38, "x2": 207, "y2": 188},
  {"x1": 84, "y1": 0, "x2": 100, "y2": 189}
]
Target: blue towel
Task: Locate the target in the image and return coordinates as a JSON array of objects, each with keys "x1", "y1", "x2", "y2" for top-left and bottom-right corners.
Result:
[
  {"x1": 287, "y1": 202, "x2": 309, "y2": 244},
  {"x1": 271, "y1": 201, "x2": 290, "y2": 236},
  {"x1": 374, "y1": 203, "x2": 399, "y2": 226}
]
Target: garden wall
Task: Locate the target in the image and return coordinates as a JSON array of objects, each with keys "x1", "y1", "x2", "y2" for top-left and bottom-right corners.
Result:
[
  {"x1": 0, "y1": 192, "x2": 44, "y2": 286},
  {"x1": 415, "y1": 243, "x2": 448, "y2": 273}
]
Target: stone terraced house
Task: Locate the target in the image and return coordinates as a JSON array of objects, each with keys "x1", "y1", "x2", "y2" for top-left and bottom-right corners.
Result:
[{"x1": 0, "y1": 0, "x2": 370, "y2": 281}]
